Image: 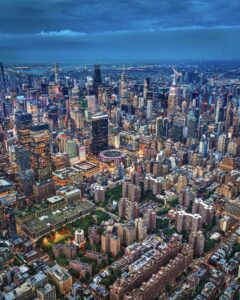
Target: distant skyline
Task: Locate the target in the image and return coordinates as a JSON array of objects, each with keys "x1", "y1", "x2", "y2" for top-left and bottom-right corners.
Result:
[{"x1": 1, "y1": 0, "x2": 240, "y2": 63}]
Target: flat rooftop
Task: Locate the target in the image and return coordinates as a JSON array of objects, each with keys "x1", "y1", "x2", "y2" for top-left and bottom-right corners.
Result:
[
  {"x1": 22, "y1": 201, "x2": 93, "y2": 237},
  {"x1": 47, "y1": 195, "x2": 64, "y2": 204},
  {"x1": 74, "y1": 161, "x2": 98, "y2": 171},
  {"x1": 0, "y1": 177, "x2": 13, "y2": 193}
]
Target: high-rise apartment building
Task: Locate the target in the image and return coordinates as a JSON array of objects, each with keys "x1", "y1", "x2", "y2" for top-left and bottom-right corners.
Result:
[
  {"x1": 176, "y1": 210, "x2": 202, "y2": 233},
  {"x1": 189, "y1": 230, "x2": 205, "y2": 256},
  {"x1": 101, "y1": 233, "x2": 120, "y2": 257},
  {"x1": 192, "y1": 198, "x2": 214, "y2": 225}
]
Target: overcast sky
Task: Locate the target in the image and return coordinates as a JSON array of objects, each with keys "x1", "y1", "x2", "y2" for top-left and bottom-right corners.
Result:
[{"x1": 1, "y1": 0, "x2": 240, "y2": 63}]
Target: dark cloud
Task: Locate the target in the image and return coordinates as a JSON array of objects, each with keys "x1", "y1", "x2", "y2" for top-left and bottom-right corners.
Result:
[{"x1": 0, "y1": 0, "x2": 240, "y2": 62}]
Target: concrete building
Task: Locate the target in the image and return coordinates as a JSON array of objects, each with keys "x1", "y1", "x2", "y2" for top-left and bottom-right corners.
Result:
[
  {"x1": 143, "y1": 209, "x2": 156, "y2": 230},
  {"x1": 122, "y1": 181, "x2": 141, "y2": 202},
  {"x1": 74, "y1": 229, "x2": 85, "y2": 245},
  {"x1": 94, "y1": 186, "x2": 105, "y2": 203},
  {"x1": 122, "y1": 245, "x2": 193, "y2": 300},
  {"x1": 192, "y1": 198, "x2": 214, "y2": 225},
  {"x1": 176, "y1": 210, "x2": 202, "y2": 233},
  {"x1": 69, "y1": 260, "x2": 92, "y2": 279},
  {"x1": 37, "y1": 284, "x2": 56, "y2": 300},
  {"x1": 118, "y1": 223, "x2": 137, "y2": 246},
  {"x1": 118, "y1": 198, "x2": 139, "y2": 220},
  {"x1": 101, "y1": 233, "x2": 121, "y2": 257},
  {"x1": 135, "y1": 218, "x2": 148, "y2": 241},
  {"x1": 52, "y1": 244, "x2": 77, "y2": 259},
  {"x1": 110, "y1": 240, "x2": 185, "y2": 300},
  {"x1": 189, "y1": 230, "x2": 205, "y2": 256},
  {"x1": 178, "y1": 187, "x2": 195, "y2": 208},
  {"x1": 47, "y1": 264, "x2": 72, "y2": 296}
]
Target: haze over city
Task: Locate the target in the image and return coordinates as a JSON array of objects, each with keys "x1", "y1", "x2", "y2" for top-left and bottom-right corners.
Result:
[
  {"x1": 1, "y1": 1, "x2": 240, "y2": 300},
  {"x1": 1, "y1": 0, "x2": 240, "y2": 63}
]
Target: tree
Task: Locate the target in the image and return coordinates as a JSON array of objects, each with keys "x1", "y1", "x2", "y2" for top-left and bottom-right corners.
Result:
[
  {"x1": 204, "y1": 239, "x2": 217, "y2": 252},
  {"x1": 69, "y1": 268, "x2": 79, "y2": 279}
]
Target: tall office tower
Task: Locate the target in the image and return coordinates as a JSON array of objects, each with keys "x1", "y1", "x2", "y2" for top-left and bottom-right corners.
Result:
[
  {"x1": 187, "y1": 110, "x2": 197, "y2": 138},
  {"x1": 120, "y1": 69, "x2": 128, "y2": 103},
  {"x1": 215, "y1": 98, "x2": 224, "y2": 123},
  {"x1": 92, "y1": 113, "x2": 108, "y2": 155},
  {"x1": 15, "y1": 111, "x2": 33, "y2": 149},
  {"x1": 199, "y1": 134, "x2": 208, "y2": 157},
  {"x1": 86, "y1": 95, "x2": 97, "y2": 114},
  {"x1": 15, "y1": 145, "x2": 31, "y2": 171},
  {"x1": 26, "y1": 100, "x2": 40, "y2": 124},
  {"x1": 171, "y1": 122, "x2": 183, "y2": 142},
  {"x1": 15, "y1": 145, "x2": 34, "y2": 196},
  {"x1": 0, "y1": 125, "x2": 9, "y2": 172},
  {"x1": 47, "y1": 105, "x2": 58, "y2": 130},
  {"x1": 54, "y1": 63, "x2": 59, "y2": 83},
  {"x1": 167, "y1": 77, "x2": 178, "y2": 117},
  {"x1": 146, "y1": 99, "x2": 153, "y2": 119},
  {"x1": 0, "y1": 62, "x2": 6, "y2": 94},
  {"x1": 217, "y1": 133, "x2": 227, "y2": 153},
  {"x1": 143, "y1": 77, "x2": 150, "y2": 99},
  {"x1": 232, "y1": 109, "x2": 239, "y2": 137},
  {"x1": 93, "y1": 64, "x2": 102, "y2": 95},
  {"x1": 66, "y1": 139, "x2": 78, "y2": 158},
  {"x1": 30, "y1": 123, "x2": 52, "y2": 182},
  {"x1": 4, "y1": 205, "x2": 17, "y2": 238},
  {"x1": 156, "y1": 117, "x2": 169, "y2": 139},
  {"x1": 226, "y1": 101, "x2": 233, "y2": 131}
]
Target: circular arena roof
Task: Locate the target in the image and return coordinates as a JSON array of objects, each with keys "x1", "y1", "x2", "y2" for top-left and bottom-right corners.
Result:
[{"x1": 99, "y1": 149, "x2": 126, "y2": 162}]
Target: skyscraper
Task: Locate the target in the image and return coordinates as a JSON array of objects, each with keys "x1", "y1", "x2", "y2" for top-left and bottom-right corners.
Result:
[
  {"x1": 147, "y1": 99, "x2": 153, "y2": 119},
  {"x1": 143, "y1": 77, "x2": 150, "y2": 100},
  {"x1": 120, "y1": 69, "x2": 128, "y2": 104},
  {"x1": 15, "y1": 111, "x2": 33, "y2": 149},
  {"x1": 54, "y1": 63, "x2": 59, "y2": 83},
  {"x1": 15, "y1": 145, "x2": 31, "y2": 171},
  {"x1": 93, "y1": 64, "x2": 101, "y2": 96},
  {"x1": 15, "y1": 145, "x2": 34, "y2": 196},
  {"x1": 92, "y1": 113, "x2": 108, "y2": 155},
  {"x1": 167, "y1": 77, "x2": 178, "y2": 117},
  {"x1": 4, "y1": 205, "x2": 16, "y2": 238},
  {"x1": 93, "y1": 64, "x2": 102, "y2": 86},
  {"x1": 156, "y1": 117, "x2": 169, "y2": 139},
  {"x1": 30, "y1": 123, "x2": 52, "y2": 182},
  {"x1": 187, "y1": 110, "x2": 197, "y2": 139},
  {"x1": 0, "y1": 62, "x2": 6, "y2": 94}
]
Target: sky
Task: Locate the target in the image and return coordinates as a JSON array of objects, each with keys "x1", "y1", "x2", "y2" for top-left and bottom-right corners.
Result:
[{"x1": 1, "y1": 0, "x2": 240, "y2": 63}]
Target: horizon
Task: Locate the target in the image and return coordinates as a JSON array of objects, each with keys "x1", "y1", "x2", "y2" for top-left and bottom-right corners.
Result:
[{"x1": 1, "y1": 0, "x2": 240, "y2": 63}]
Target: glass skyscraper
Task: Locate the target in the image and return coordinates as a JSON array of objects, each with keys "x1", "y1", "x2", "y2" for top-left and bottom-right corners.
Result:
[{"x1": 92, "y1": 113, "x2": 108, "y2": 155}]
